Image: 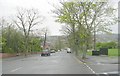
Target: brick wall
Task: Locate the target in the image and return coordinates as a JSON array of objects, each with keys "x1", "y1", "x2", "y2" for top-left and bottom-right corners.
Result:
[{"x1": 0, "y1": 53, "x2": 16, "y2": 58}]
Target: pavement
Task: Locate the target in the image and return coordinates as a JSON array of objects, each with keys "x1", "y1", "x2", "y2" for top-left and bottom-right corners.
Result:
[
  {"x1": 77, "y1": 55, "x2": 118, "y2": 64},
  {"x1": 76, "y1": 55, "x2": 119, "y2": 74},
  {"x1": 1, "y1": 51, "x2": 119, "y2": 75}
]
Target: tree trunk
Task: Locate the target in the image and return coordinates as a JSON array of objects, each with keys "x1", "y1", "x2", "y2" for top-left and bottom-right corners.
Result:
[
  {"x1": 24, "y1": 36, "x2": 28, "y2": 57},
  {"x1": 82, "y1": 45, "x2": 87, "y2": 59},
  {"x1": 93, "y1": 28, "x2": 96, "y2": 50}
]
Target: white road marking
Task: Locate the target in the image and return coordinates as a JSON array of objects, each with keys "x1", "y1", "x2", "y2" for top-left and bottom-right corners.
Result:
[
  {"x1": 101, "y1": 71, "x2": 119, "y2": 74},
  {"x1": 83, "y1": 63, "x2": 96, "y2": 74},
  {"x1": 103, "y1": 73, "x2": 108, "y2": 74},
  {"x1": 73, "y1": 56, "x2": 96, "y2": 74},
  {"x1": 11, "y1": 67, "x2": 22, "y2": 72},
  {"x1": 97, "y1": 62, "x2": 105, "y2": 65},
  {"x1": 97, "y1": 62, "x2": 101, "y2": 64}
]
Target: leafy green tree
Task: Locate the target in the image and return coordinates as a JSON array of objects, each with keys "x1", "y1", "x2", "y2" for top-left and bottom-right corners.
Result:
[
  {"x1": 29, "y1": 37, "x2": 42, "y2": 53},
  {"x1": 2, "y1": 25, "x2": 24, "y2": 53},
  {"x1": 2, "y1": 25, "x2": 42, "y2": 54},
  {"x1": 53, "y1": 1, "x2": 117, "y2": 59}
]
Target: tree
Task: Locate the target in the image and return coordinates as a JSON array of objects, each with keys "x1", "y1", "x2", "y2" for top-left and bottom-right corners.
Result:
[
  {"x1": 13, "y1": 8, "x2": 44, "y2": 56},
  {"x1": 53, "y1": 1, "x2": 117, "y2": 59},
  {"x1": 2, "y1": 24, "x2": 24, "y2": 53},
  {"x1": 77, "y1": 2, "x2": 117, "y2": 59},
  {"x1": 29, "y1": 36, "x2": 42, "y2": 53},
  {"x1": 1, "y1": 18, "x2": 43, "y2": 54}
]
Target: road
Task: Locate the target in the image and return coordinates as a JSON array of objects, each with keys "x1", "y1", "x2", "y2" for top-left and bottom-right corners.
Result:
[{"x1": 2, "y1": 51, "x2": 118, "y2": 74}]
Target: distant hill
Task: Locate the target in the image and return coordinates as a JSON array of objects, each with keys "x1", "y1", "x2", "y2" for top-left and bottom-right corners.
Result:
[
  {"x1": 96, "y1": 34, "x2": 118, "y2": 42},
  {"x1": 40, "y1": 34, "x2": 118, "y2": 45}
]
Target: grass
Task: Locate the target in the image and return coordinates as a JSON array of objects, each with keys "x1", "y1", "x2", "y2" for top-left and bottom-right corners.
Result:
[
  {"x1": 87, "y1": 51, "x2": 92, "y2": 55},
  {"x1": 108, "y1": 49, "x2": 119, "y2": 56},
  {"x1": 87, "y1": 49, "x2": 119, "y2": 56}
]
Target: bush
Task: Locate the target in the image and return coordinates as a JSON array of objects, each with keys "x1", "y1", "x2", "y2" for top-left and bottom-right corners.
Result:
[
  {"x1": 96, "y1": 41, "x2": 117, "y2": 49},
  {"x1": 2, "y1": 26, "x2": 42, "y2": 54}
]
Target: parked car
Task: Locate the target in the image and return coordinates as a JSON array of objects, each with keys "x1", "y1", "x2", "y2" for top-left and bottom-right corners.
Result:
[
  {"x1": 41, "y1": 49, "x2": 50, "y2": 56},
  {"x1": 67, "y1": 48, "x2": 71, "y2": 53},
  {"x1": 50, "y1": 50, "x2": 55, "y2": 53}
]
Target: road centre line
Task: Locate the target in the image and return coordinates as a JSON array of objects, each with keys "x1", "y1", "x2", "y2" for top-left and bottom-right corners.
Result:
[{"x1": 11, "y1": 67, "x2": 22, "y2": 72}]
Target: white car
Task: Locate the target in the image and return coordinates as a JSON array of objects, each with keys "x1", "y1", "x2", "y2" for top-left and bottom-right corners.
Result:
[
  {"x1": 67, "y1": 48, "x2": 71, "y2": 53},
  {"x1": 58, "y1": 50, "x2": 60, "y2": 52},
  {"x1": 50, "y1": 50, "x2": 55, "y2": 53}
]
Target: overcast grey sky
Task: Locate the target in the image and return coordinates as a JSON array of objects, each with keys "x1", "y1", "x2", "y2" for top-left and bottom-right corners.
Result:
[{"x1": 0, "y1": 0, "x2": 119, "y2": 35}]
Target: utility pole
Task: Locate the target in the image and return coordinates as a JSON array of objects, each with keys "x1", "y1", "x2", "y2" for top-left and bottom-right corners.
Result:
[{"x1": 43, "y1": 31, "x2": 47, "y2": 49}]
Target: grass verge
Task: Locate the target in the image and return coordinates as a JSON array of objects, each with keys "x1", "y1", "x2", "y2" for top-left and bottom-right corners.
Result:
[{"x1": 87, "y1": 49, "x2": 119, "y2": 56}]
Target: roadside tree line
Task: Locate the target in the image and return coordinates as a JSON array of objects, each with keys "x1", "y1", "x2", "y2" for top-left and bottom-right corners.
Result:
[{"x1": 53, "y1": 1, "x2": 117, "y2": 59}]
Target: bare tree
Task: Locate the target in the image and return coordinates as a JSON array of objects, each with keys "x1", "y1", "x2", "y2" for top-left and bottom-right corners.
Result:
[{"x1": 13, "y1": 8, "x2": 44, "y2": 56}]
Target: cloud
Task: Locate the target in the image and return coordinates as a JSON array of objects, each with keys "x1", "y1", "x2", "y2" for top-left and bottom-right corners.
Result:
[{"x1": 0, "y1": 0, "x2": 118, "y2": 35}]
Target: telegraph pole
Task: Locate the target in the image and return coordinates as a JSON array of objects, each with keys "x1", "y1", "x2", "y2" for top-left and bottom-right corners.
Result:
[{"x1": 43, "y1": 31, "x2": 47, "y2": 49}]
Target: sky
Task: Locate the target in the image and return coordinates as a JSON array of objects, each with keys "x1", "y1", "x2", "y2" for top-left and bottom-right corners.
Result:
[{"x1": 0, "y1": 0, "x2": 119, "y2": 36}]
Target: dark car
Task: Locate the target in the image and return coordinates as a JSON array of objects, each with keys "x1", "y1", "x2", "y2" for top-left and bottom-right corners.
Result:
[{"x1": 41, "y1": 49, "x2": 50, "y2": 56}]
